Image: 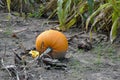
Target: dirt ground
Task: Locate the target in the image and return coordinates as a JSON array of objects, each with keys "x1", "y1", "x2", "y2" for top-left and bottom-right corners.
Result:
[{"x1": 0, "y1": 14, "x2": 120, "y2": 80}]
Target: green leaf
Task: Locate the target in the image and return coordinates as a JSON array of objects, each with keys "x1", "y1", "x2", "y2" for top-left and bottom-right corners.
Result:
[
  {"x1": 87, "y1": 0, "x2": 94, "y2": 15},
  {"x1": 57, "y1": 0, "x2": 72, "y2": 30},
  {"x1": 24, "y1": 0, "x2": 28, "y2": 4},
  {"x1": 64, "y1": 0, "x2": 71, "y2": 12},
  {"x1": 86, "y1": 3, "x2": 111, "y2": 31},
  {"x1": 112, "y1": 12, "x2": 118, "y2": 22},
  {"x1": 66, "y1": 15, "x2": 77, "y2": 29},
  {"x1": 110, "y1": 17, "x2": 119, "y2": 43},
  {"x1": 57, "y1": 0, "x2": 64, "y2": 26},
  {"x1": 79, "y1": 2, "x2": 88, "y2": 14},
  {"x1": 6, "y1": 0, "x2": 11, "y2": 13},
  {"x1": 30, "y1": 0, "x2": 35, "y2": 3}
]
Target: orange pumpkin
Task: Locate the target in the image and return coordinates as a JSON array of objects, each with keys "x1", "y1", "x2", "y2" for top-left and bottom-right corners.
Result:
[{"x1": 35, "y1": 29, "x2": 68, "y2": 58}]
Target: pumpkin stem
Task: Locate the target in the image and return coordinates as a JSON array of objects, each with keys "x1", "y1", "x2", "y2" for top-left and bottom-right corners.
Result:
[{"x1": 39, "y1": 47, "x2": 52, "y2": 58}]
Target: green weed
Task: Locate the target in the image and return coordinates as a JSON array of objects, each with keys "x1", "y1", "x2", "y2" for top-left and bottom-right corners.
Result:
[
  {"x1": 92, "y1": 43, "x2": 117, "y2": 64},
  {"x1": 86, "y1": 0, "x2": 120, "y2": 43},
  {"x1": 28, "y1": 5, "x2": 44, "y2": 18}
]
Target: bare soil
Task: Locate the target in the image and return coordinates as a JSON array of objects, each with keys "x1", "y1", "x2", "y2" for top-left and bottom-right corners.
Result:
[{"x1": 0, "y1": 14, "x2": 120, "y2": 80}]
